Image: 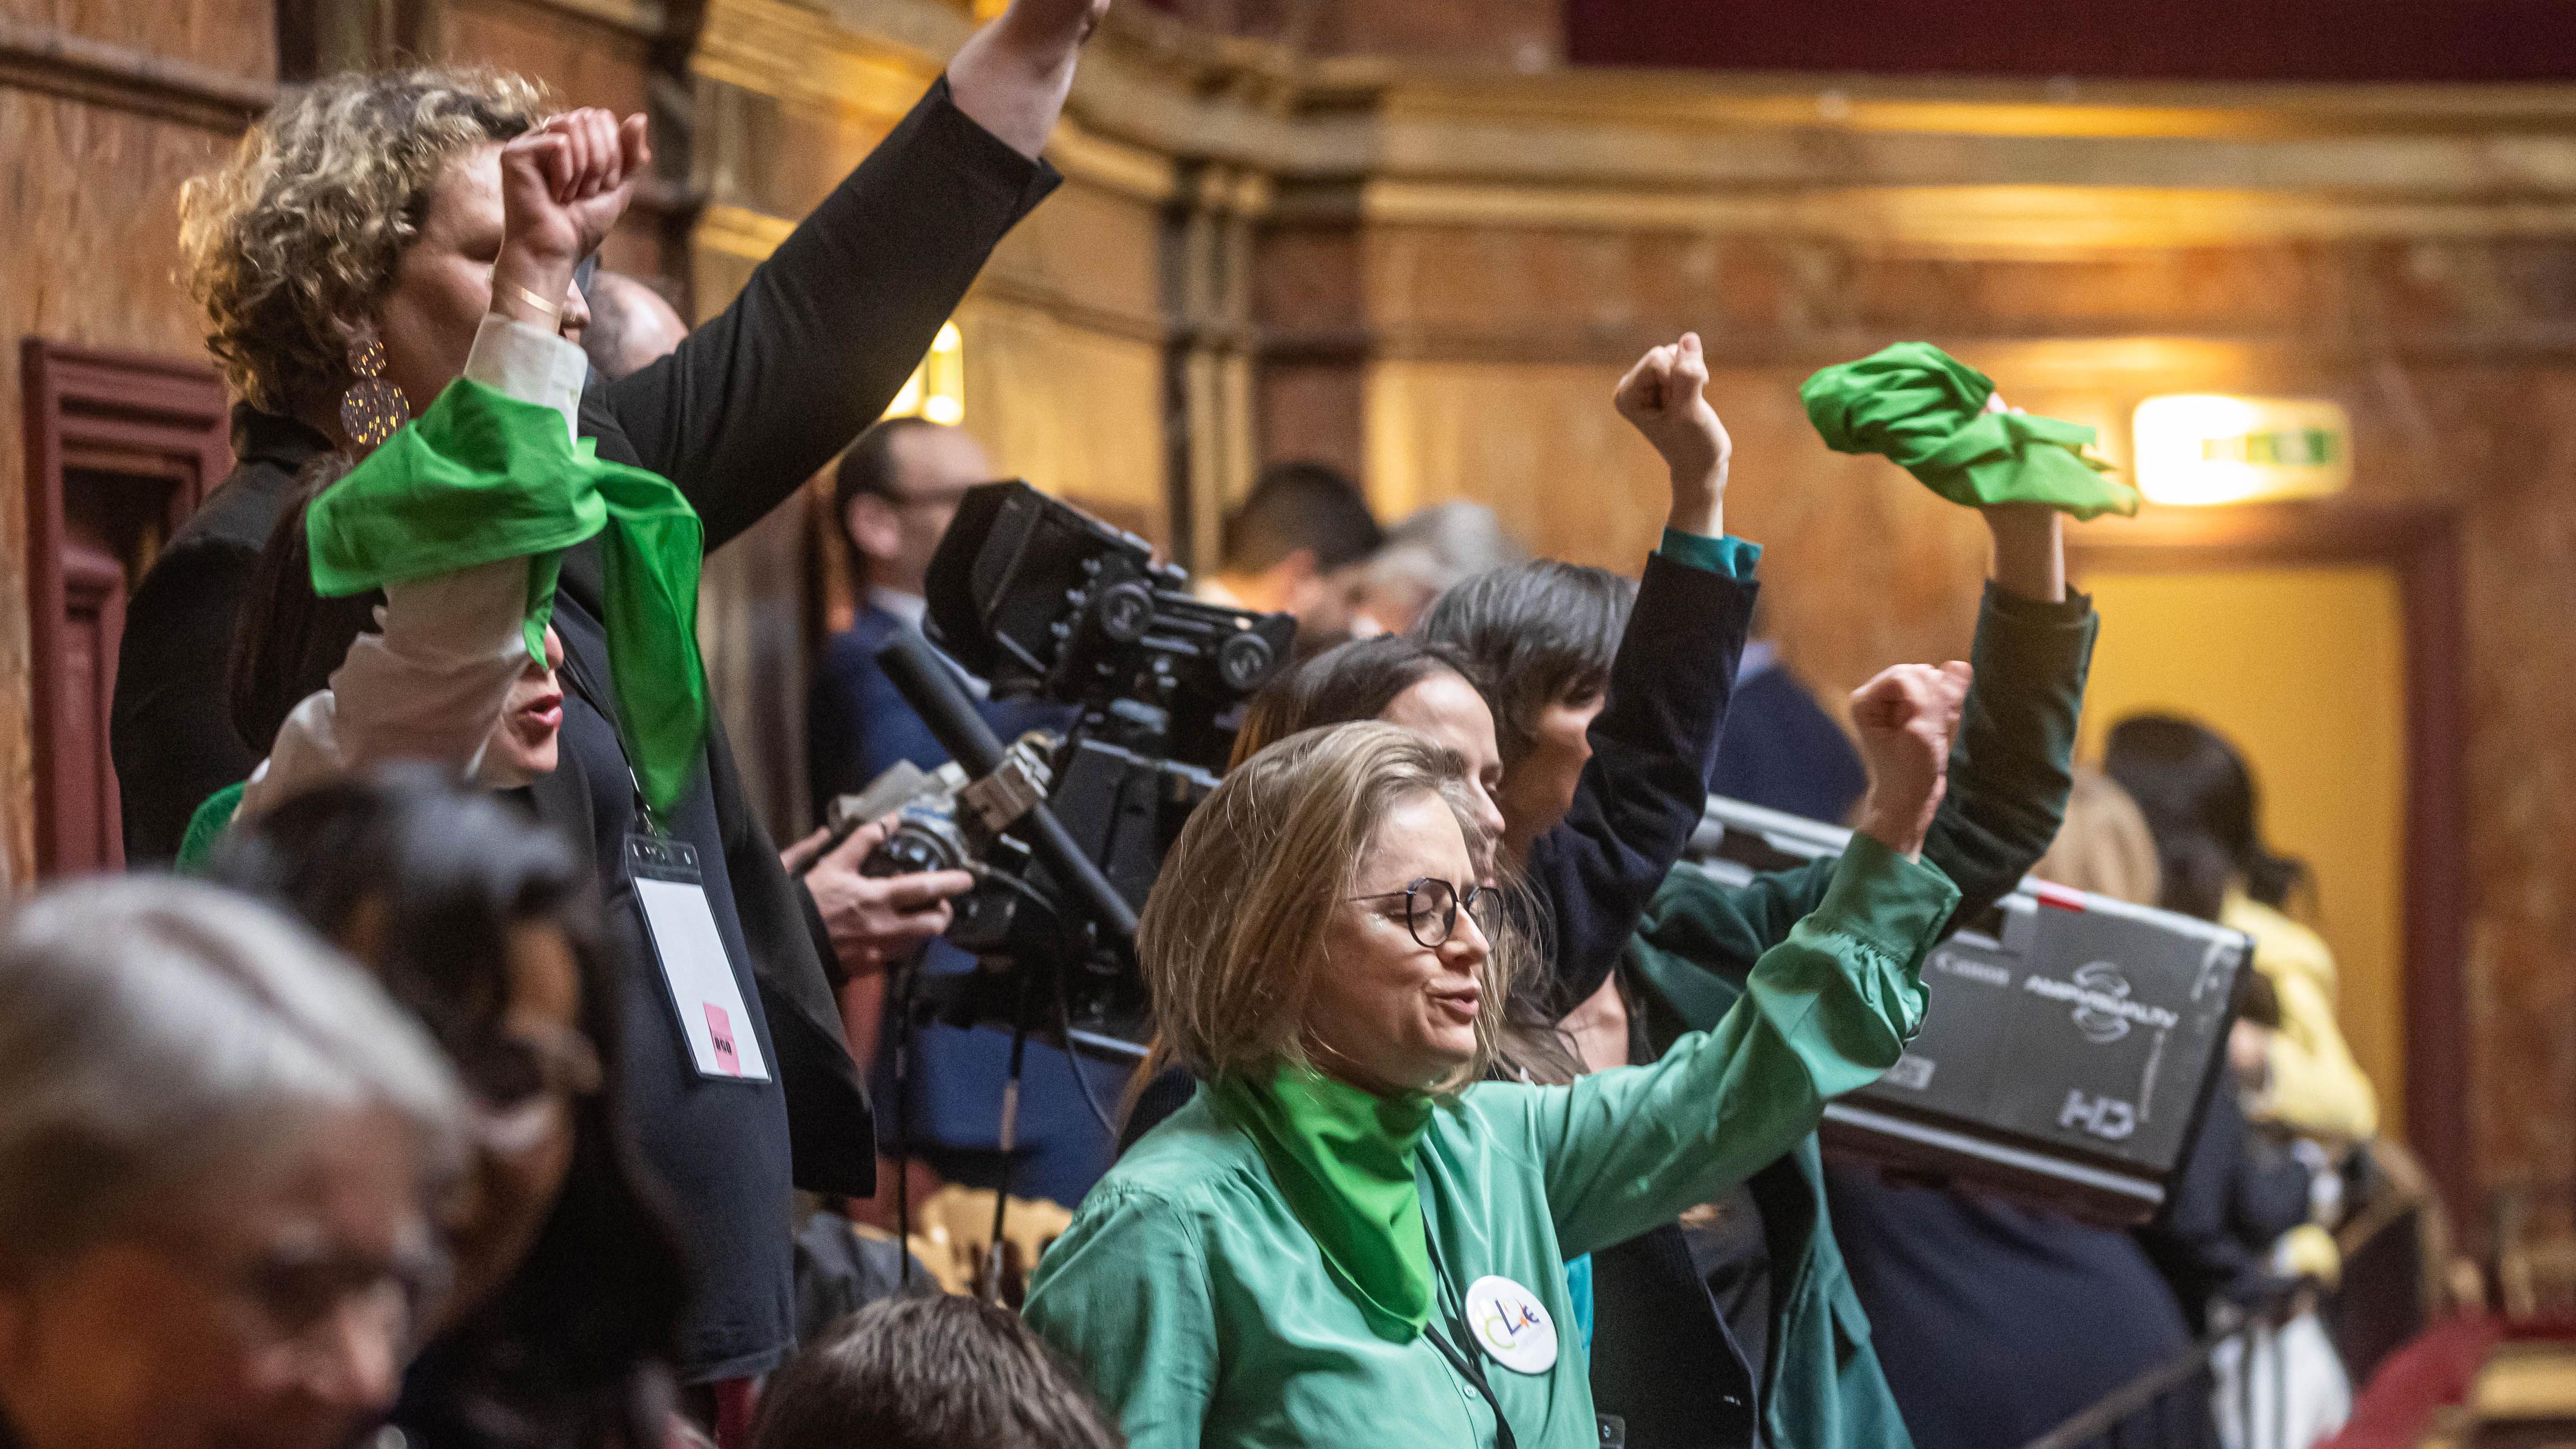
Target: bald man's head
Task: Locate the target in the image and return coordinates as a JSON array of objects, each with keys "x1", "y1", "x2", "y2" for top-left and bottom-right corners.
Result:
[{"x1": 582, "y1": 271, "x2": 690, "y2": 381}]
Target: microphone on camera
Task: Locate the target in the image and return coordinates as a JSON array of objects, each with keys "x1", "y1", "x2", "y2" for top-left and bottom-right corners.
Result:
[{"x1": 875, "y1": 630, "x2": 1140, "y2": 949}]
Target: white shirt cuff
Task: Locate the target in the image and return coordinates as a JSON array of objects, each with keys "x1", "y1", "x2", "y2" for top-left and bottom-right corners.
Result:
[{"x1": 463, "y1": 313, "x2": 589, "y2": 441}]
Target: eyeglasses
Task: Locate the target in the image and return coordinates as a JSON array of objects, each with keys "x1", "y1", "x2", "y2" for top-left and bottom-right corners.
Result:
[{"x1": 1348, "y1": 877, "x2": 1503, "y2": 950}]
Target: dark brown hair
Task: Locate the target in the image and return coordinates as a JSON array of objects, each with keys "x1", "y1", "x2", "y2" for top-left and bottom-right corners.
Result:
[
  {"x1": 1230, "y1": 633, "x2": 1476, "y2": 769},
  {"x1": 2102, "y1": 713, "x2": 2309, "y2": 922},
  {"x1": 1416, "y1": 561, "x2": 1635, "y2": 771},
  {"x1": 1218, "y1": 460, "x2": 1381, "y2": 576},
  {"x1": 750, "y1": 1294, "x2": 1122, "y2": 1449}
]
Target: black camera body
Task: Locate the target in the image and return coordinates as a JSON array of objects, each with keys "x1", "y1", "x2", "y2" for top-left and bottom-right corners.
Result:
[
  {"x1": 875, "y1": 482, "x2": 1295, "y2": 1057},
  {"x1": 925, "y1": 481, "x2": 1291, "y2": 774}
]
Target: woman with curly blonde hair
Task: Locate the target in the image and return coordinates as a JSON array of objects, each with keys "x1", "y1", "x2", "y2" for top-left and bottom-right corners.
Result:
[{"x1": 112, "y1": 0, "x2": 1110, "y2": 1410}]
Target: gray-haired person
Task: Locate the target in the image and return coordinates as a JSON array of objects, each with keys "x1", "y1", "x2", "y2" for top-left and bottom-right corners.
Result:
[
  {"x1": 1360, "y1": 500, "x2": 1531, "y2": 635},
  {"x1": 0, "y1": 878, "x2": 466, "y2": 1449}
]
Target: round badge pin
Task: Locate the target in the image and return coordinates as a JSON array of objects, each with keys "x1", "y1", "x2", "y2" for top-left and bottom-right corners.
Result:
[{"x1": 1463, "y1": 1274, "x2": 1559, "y2": 1375}]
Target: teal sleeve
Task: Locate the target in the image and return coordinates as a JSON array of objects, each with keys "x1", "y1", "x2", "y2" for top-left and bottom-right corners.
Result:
[
  {"x1": 1023, "y1": 1187, "x2": 1220, "y2": 1449},
  {"x1": 1656, "y1": 527, "x2": 1761, "y2": 579},
  {"x1": 1526, "y1": 834, "x2": 1961, "y2": 1259},
  {"x1": 1564, "y1": 1253, "x2": 1596, "y2": 1355}
]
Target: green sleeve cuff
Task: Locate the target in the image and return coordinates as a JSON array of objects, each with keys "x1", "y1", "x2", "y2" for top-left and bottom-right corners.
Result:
[
  {"x1": 1656, "y1": 528, "x2": 1761, "y2": 579},
  {"x1": 1815, "y1": 831, "x2": 1961, "y2": 965}
]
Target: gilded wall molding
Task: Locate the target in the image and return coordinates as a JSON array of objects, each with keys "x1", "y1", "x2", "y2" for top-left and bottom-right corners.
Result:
[
  {"x1": 691, "y1": 200, "x2": 1168, "y2": 342},
  {"x1": 1360, "y1": 180, "x2": 2576, "y2": 254},
  {"x1": 516, "y1": 0, "x2": 668, "y2": 38},
  {"x1": 694, "y1": 0, "x2": 939, "y2": 117}
]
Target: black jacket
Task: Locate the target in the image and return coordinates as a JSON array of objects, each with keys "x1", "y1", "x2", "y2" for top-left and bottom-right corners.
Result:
[
  {"x1": 1515, "y1": 551, "x2": 1757, "y2": 1018},
  {"x1": 111, "y1": 77, "x2": 1057, "y2": 1380},
  {"x1": 111, "y1": 404, "x2": 331, "y2": 862}
]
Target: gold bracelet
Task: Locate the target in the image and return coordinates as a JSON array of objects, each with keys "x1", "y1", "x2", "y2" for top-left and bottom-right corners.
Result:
[{"x1": 511, "y1": 283, "x2": 563, "y2": 321}]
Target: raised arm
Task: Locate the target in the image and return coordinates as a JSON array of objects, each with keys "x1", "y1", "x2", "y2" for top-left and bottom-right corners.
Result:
[
  {"x1": 1510, "y1": 333, "x2": 1758, "y2": 1016},
  {"x1": 598, "y1": 0, "x2": 1094, "y2": 550},
  {"x1": 241, "y1": 112, "x2": 634, "y2": 818},
  {"x1": 1526, "y1": 664, "x2": 1968, "y2": 1256},
  {"x1": 948, "y1": 0, "x2": 1106, "y2": 160},
  {"x1": 1625, "y1": 478, "x2": 2096, "y2": 1014},
  {"x1": 1917, "y1": 503, "x2": 2095, "y2": 926}
]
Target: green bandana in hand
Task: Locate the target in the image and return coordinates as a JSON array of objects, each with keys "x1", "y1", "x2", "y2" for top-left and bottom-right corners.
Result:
[
  {"x1": 1801, "y1": 342, "x2": 2141, "y2": 521},
  {"x1": 1210, "y1": 1063, "x2": 1436, "y2": 1343},
  {"x1": 304, "y1": 378, "x2": 709, "y2": 815}
]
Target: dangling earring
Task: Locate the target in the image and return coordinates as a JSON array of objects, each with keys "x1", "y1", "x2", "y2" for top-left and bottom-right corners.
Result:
[{"x1": 339, "y1": 335, "x2": 408, "y2": 448}]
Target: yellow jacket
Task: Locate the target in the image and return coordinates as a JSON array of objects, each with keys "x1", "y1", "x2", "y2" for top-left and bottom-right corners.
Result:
[{"x1": 2223, "y1": 892, "x2": 2378, "y2": 1143}]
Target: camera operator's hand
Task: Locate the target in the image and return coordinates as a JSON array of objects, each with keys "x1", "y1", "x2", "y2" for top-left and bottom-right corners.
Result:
[
  {"x1": 493, "y1": 108, "x2": 650, "y2": 334},
  {"x1": 1613, "y1": 331, "x2": 1731, "y2": 539},
  {"x1": 1849, "y1": 661, "x2": 1972, "y2": 861},
  {"x1": 785, "y1": 821, "x2": 977, "y2": 980}
]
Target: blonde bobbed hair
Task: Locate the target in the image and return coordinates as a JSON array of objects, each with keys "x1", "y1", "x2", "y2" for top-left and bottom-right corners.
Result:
[
  {"x1": 2032, "y1": 768, "x2": 2164, "y2": 908},
  {"x1": 1138, "y1": 721, "x2": 1531, "y2": 1096},
  {"x1": 179, "y1": 67, "x2": 546, "y2": 414}
]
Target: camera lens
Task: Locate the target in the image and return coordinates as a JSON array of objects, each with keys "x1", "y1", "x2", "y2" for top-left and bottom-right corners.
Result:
[
  {"x1": 1095, "y1": 581, "x2": 1154, "y2": 644},
  {"x1": 1216, "y1": 631, "x2": 1275, "y2": 694}
]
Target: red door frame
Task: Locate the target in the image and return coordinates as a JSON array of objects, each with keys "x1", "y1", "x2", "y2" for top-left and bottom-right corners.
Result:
[
  {"x1": 2071, "y1": 499, "x2": 2471, "y2": 1226},
  {"x1": 20, "y1": 338, "x2": 231, "y2": 875}
]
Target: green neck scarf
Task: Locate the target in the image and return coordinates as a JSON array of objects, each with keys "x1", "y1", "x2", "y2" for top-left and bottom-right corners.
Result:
[
  {"x1": 1800, "y1": 341, "x2": 2141, "y2": 521},
  {"x1": 303, "y1": 378, "x2": 708, "y2": 816},
  {"x1": 1209, "y1": 1063, "x2": 1436, "y2": 1343}
]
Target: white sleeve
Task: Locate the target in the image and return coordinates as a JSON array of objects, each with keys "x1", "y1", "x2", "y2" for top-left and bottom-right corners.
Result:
[{"x1": 239, "y1": 316, "x2": 589, "y2": 819}]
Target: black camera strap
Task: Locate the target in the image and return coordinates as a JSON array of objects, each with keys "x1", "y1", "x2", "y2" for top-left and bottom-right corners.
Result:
[
  {"x1": 556, "y1": 645, "x2": 659, "y2": 833},
  {"x1": 1420, "y1": 1218, "x2": 1521, "y2": 1449}
]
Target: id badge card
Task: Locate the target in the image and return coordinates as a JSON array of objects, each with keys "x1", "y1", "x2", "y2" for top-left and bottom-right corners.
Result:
[{"x1": 625, "y1": 833, "x2": 771, "y2": 1083}]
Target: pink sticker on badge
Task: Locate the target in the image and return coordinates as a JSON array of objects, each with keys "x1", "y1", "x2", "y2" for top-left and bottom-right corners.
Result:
[{"x1": 705, "y1": 1003, "x2": 741, "y2": 1075}]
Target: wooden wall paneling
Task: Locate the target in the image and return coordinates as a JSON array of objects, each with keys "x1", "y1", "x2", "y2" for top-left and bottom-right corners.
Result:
[
  {"x1": 0, "y1": 14, "x2": 273, "y2": 129},
  {"x1": 2069, "y1": 500, "x2": 2474, "y2": 1226},
  {"x1": 19, "y1": 340, "x2": 230, "y2": 876}
]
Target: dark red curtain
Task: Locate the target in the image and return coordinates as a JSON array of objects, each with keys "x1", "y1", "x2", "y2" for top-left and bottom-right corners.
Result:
[{"x1": 1565, "y1": 1, "x2": 2576, "y2": 83}]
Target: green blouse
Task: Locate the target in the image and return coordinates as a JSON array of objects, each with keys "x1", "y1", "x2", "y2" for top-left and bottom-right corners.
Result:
[{"x1": 1023, "y1": 834, "x2": 1961, "y2": 1449}]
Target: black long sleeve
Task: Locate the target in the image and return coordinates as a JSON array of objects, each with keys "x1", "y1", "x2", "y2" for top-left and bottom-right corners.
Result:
[
  {"x1": 585, "y1": 78, "x2": 1059, "y2": 548},
  {"x1": 111, "y1": 407, "x2": 328, "y2": 864},
  {"x1": 1627, "y1": 582, "x2": 2099, "y2": 1003},
  {"x1": 1515, "y1": 552, "x2": 1757, "y2": 1017},
  {"x1": 110, "y1": 533, "x2": 264, "y2": 862}
]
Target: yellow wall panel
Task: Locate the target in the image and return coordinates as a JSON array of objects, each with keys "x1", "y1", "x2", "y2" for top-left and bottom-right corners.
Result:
[
  {"x1": 961, "y1": 298, "x2": 1170, "y2": 544},
  {"x1": 2078, "y1": 566, "x2": 2410, "y2": 1137}
]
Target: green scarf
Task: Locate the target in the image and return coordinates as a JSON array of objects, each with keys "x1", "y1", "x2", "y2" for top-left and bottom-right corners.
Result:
[
  {"x1": 1209, "y1": 1063, "x2": 1436, "y2": 1343},
  {"x1": 1800, "y1": 342, "x2": 2141, "y2": 521},
  {"x1": 304, "y1": 379, "x2": 708, "y2": 816}
]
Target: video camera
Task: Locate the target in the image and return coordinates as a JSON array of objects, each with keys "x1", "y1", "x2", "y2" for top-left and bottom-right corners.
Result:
[
  {"x1": 844, "y1": 482, "x2": 1295, "y2": 1063},
  {"x1": 1691, "y1": 796, "x2": 2255, "y2": 1226}
]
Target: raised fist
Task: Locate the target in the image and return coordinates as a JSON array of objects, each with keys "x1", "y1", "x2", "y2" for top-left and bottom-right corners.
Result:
[
  {"x1": 1614, "y1": 331, "x2": 1731, "y2": 494},
  {"x1": 1849, "y1": 660, "x2": 1972, "y2": 859},
  {"x1": 497, "y1": 109, "x2": 651, "y2": 270}
]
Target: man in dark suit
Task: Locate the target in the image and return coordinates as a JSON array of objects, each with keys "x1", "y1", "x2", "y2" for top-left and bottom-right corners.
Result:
[
  {"x1": 807, "y1": 418, "x2": 1116, "y2": 1210},
  {"x1": 808, "y1": 418, "x2": 1069, "y2": 803}
]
